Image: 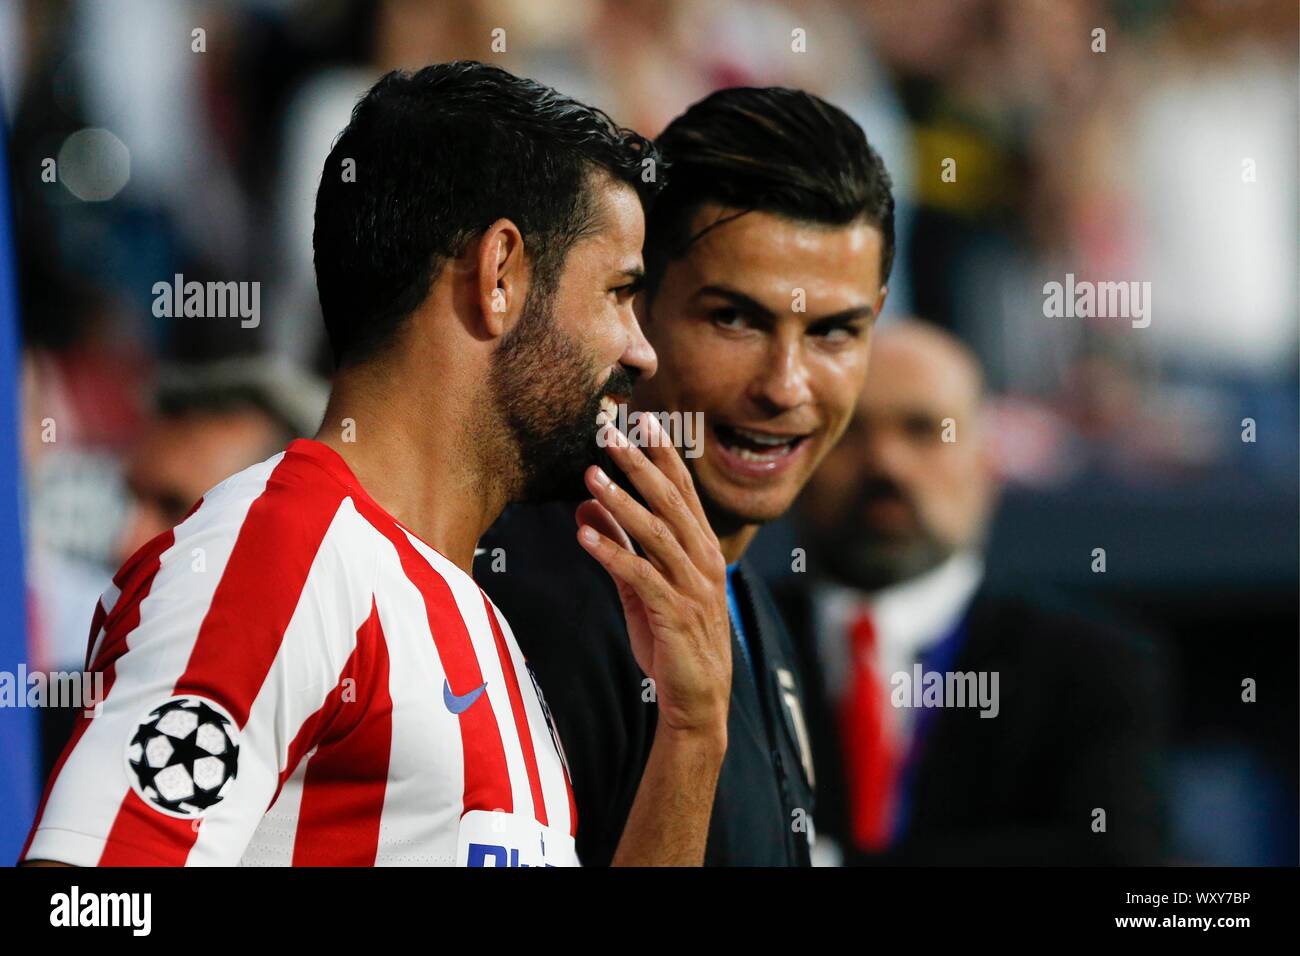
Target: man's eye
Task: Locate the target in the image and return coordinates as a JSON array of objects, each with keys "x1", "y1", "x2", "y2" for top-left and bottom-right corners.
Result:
[
  {"x1": 811, "y1": 323, "x2": 860, "y2": 342},
  {"x1": 904, "y1": 417, "x2": 939, "y2": 441},
  {"x1": 610, "y1": 284, "x2": 637, "y2": 302},
  {"x1": 159, "y1": 495, "x2": 193, "y2": 526},
  {"x1": 712, "y1": 309, "x2": 747, "y2": 330}
]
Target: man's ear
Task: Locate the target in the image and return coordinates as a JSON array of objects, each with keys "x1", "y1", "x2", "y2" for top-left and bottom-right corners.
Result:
[
  {"x1": 476, "y1": 219, "x2": 526, "y2": 338},
  {"x1": 873, "y1": 284, "x2": 889, "y2": 320},
  {"x1": 973, "y1": 412, "x2": 1002, "y2": 490}
]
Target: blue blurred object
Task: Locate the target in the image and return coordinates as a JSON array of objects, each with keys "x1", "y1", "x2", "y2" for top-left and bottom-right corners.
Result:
[
  {"x1": 0, "y1": 112, "x2": 38, "y2": 862},
  {"x1": 1169, "y1": 746, "x2": 1297, "y2": 866}
]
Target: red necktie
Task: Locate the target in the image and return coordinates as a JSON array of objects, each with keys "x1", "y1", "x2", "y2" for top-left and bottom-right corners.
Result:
[{"x1": 840, "y1": 608, "x2": 898, "y2": 852}]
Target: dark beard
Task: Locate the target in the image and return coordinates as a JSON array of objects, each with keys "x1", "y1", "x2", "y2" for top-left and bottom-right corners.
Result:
[
  {"x1": 812, "y1": 477, "x2": 952, "y2": 591},
  {"x1": 488, "y1": 285, "x2": 635, "y2": 503},
  {"x1": 821, "y1": 532, "x2": 951, "y2": 592}
]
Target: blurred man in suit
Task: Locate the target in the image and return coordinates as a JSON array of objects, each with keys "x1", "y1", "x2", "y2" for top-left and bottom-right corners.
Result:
[
  {"x1": 788, "y1": 319, "x2": 1168, "y2": 865},
  {"x1": 113, "y1": 359, "x2": 326, "y2": 567}
]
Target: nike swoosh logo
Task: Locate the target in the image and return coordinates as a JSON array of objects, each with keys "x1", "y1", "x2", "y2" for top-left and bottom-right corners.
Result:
[{"x1": 443, "y1": 679, "x2": 488, "y2": 715}]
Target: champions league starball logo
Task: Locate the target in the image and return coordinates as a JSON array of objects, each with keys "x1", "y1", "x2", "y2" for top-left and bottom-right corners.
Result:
[{"x1": 125, "y1": 696, "x2": 240, "y2": 817}]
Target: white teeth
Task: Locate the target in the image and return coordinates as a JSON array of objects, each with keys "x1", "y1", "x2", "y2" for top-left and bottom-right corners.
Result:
[
  {"x1": 732, "y1": 445, "x2": 791, "y2": 461},
  {"x1": 716, "y1": 425, "x2": 804, "y2": 463},
  {"x1": 598, "y1": 396, "x2": 620, "y2": 424},
  {"x1": 732, "y1": 427, "x2": 797, "y2": 447}
]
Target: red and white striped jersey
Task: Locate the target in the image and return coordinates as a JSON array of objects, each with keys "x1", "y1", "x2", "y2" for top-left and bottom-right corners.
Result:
[{"x1": 22, "y1": 438, "x2": 579, "y2": 866}]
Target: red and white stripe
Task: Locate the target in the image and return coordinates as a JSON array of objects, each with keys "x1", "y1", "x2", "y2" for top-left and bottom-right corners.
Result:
[{"x1": 22, "y1": 440, "x2": 577, "y2": 867}]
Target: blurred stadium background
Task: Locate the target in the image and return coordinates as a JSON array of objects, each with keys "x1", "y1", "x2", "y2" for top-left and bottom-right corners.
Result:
[{"x1": 0, "y1": 0, "x2": 1295, "y2": 864}]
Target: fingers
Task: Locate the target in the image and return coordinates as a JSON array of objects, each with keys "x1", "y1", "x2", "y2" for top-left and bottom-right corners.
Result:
[
  {"x1": 622, "y1": 411, "x2": 713, "y2": 536},
  {"x1": 598, "y1": 415, "x2": 719, "y2": 570},
  {"x1": 575, "y1": 498, "x2": 633, "y2": 552},
  {"x1": 584, "y1": 464, "x2": 691, "y2": 583},
  {"x1": 577, "y1": 522, "x2": 674, "y2": 609}
]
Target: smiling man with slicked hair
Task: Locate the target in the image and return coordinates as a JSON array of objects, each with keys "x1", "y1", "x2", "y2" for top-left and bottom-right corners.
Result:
[{"x1": 479, "y1": 86, "x2": 895, "y2": 866}]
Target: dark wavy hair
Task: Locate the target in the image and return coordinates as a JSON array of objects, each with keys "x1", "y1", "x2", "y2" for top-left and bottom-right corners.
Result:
[
  {"x1": 644, "y1": 86, "x2": 894, "y2": 297},
  {"x1": 313, "y1": 61, "x2": 661, "y2": 367}
]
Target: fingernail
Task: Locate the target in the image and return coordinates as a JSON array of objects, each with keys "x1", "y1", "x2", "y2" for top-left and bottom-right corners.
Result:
[
  {"x1": 593, "y1": 467, "x2": 611, "y2": 488},
  {"x1": 602, "y1": 423, "x2": 626, "y2": 448},
  {"x1": 579, "y1": 526, "x2": 599, "y2": 545}
]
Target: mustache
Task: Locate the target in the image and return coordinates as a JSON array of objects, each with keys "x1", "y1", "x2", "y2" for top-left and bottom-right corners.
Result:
[
  {"x1": 600, "y1": 365, "x2": 639, "y2": 401},
  {"x1": 854, "y1": 476, "x2": 919, "y2": 520}
]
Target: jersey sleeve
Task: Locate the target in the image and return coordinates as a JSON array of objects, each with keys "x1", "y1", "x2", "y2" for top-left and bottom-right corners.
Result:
[{"x1": 21, "y1": 458, "x2": 372, "y2": 866}]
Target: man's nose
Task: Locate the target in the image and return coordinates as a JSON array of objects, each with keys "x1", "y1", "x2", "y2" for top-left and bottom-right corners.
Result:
[
  {"x1": 753, "y1": 336, "x2": 813, "y2": 411},
  {"x1": 862, "y1": 426, "x2": 913, "y2": 479},
  {"x1": 620, "y1": 308, "x2": 658, "y2": 380}
]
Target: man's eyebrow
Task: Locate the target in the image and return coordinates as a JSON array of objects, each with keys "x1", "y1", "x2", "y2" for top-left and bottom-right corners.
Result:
[
  {"x1": 692, "y1": 284, "x2": 776, "y2": 317},
  {"x1": 809, "y1": 304, "x2": 876, "y2": 324},
  {"x1": 616, "y1": 266, "x2": 645, "y2": 286},
  {"x1": 694, "y1": 284, "x2": 875, "y2": 323}
]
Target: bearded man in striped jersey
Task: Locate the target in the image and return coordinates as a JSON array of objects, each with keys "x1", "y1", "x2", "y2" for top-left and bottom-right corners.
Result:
[{"x1": 22, "y1": 62, "x2": 731, "y2": 867}]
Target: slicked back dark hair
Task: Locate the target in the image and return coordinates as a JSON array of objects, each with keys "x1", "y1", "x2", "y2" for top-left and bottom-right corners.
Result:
[
  {"x1": 314, "y1": 61, "x2": 661, "y2": 367},
  {"x1": 644, "y1": 86, "x2": 894, "y2": 297}
]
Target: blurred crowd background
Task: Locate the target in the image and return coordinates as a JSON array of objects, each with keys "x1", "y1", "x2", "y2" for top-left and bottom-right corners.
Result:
[{"x1": 2, "y1": 0, "x2": 1296, "y2": 864}]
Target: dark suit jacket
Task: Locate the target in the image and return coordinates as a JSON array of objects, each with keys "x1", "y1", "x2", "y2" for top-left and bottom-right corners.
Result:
[
  {"x1": 777, "y1": 581, "x2": 1170, "y2": 865},
  {"x1": 477, "y1": 501, "x2": 816, "y2": 866}
]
